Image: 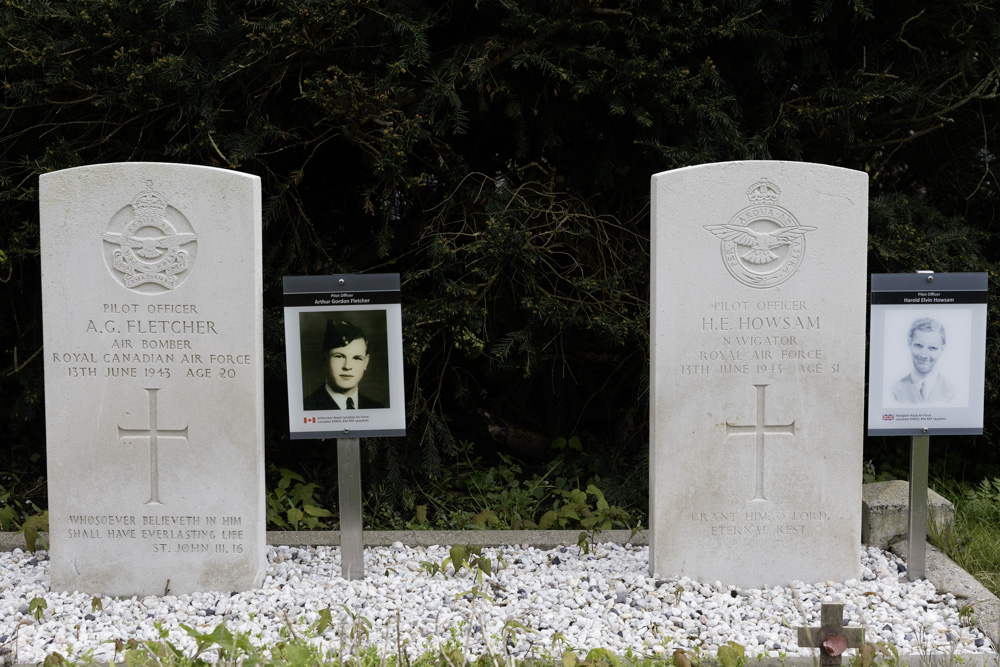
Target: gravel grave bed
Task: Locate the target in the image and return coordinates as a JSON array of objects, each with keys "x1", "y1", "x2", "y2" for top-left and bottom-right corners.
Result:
[{"x1": 0, "y1": 543, "x2": 992, "y2": 664}]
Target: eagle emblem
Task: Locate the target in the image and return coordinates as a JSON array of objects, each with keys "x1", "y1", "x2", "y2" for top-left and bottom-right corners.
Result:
[
  {"x1": 704, "y1": 224, "x2": 817, "y2": 265},
  {"x1": 101, "y1": 181, "x2": 198, "y2": 291},
  {"x1": 101, "y1": 231, "x2": 198, "y2": 259},
  {"x1": 705, "y1": 178, "x2": 814, "y2": 289}
]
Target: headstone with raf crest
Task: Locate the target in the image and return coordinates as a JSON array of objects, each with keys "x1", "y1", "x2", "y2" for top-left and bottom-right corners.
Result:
[
  {"x1": 649, "y1": 161, "x2": 868, "y2": 587},
  {"x1": 40, "y1": 162, "x2": 266, "y2": 596}
]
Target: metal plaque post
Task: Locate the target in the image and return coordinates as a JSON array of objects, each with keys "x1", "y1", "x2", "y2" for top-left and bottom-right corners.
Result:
[
  {"x1": 282, "y1": 273, "x2": 408, "y2": 581},
  {"x1": 907, "y1": 433, "x2": 930, "y2": 581},
  {"x1": 868, "y1": 271, "x2": 989, "y2": 580},
  {"x1": 337, "y1": 438, "x2": 365, "y2": 580}
]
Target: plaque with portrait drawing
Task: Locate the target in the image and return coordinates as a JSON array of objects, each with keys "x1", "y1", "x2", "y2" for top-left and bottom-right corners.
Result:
[{"x1": 868, "y1": 273, "x2": 987, "y2": 435}]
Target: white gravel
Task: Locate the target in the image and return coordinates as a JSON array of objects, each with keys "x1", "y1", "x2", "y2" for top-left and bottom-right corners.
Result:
[{"x1": 0, "y1": 543, "x2": 992, "y2": 664}]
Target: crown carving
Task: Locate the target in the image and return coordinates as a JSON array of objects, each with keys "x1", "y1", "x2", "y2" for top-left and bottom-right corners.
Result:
[
  {"x1": 746, "y1": 178, "x2": 781, "y2": 204},
  {"x1": 131, "y1": 180, "x2": 168, "y2": 219}
]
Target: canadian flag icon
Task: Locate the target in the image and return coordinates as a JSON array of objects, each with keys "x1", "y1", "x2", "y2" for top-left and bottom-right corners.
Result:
[{"x1": 303, "y1": 417, "x2": 316, "y2": 424}]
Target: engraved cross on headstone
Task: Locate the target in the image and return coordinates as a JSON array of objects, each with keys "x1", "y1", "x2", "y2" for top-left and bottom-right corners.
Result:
[
  {"x1": 725, "y1": 384, "x2": 795, "y2": 501},
  {"x1": 117, "y1": 387, "x2": 188, "y2": 505},
  {"x1": 796, "y1": 603, "x2": 865, "y2": 667}
]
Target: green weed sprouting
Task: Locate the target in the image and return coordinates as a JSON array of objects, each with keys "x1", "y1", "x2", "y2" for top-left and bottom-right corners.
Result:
[
  {"x1": 0, "y1": 470, "x2": 49, "y2": 551},
  {"x1": 378, "y1": 440, "x2": 647, "y2": 536},
  {"x1": 265, "y1": 466, "x2": 334, "y2": 531},
  {"x1": 28, "y1": 596, "x2": 47, "y2": 621},
  {"x1": 715, "y1": 642, "x2": 745, "y2": 667},
  {"x1": 957, "y1": 604, "x2": 976, "y2": 628},
  {"x1": 16, "y1": 611, "x2": 968, "y2": 667}
]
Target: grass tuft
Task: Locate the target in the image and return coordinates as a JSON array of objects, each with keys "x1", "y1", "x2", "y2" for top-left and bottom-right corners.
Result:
[{"x1": 931, "y1": 477, "x2": 1000, "y2": 597}]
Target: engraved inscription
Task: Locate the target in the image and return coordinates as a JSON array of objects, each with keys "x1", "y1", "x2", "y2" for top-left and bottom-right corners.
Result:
[
  {"x1": 64, "y1": 513, "x2": 246, "y2": 554},
  {"x1": 689, "y1": 509, "x2": 829, "y2": 537},
  {"x1": 725, "y1": 384, "x2": 795, "y2": 502},
  {"x1": 704, "y1": 179, "x2": 816, "y2": 289},
  {"x1": 47, "y1": 301, "x2": 250, "y2": 381},
  {"x1": 678, "y1": 296, "x2": 847, "y2": 536},
  {"x1": 680, "y1": 299, "x2": 841, "y2": 376},
  {"x1": 117, "y1": 388, "x2": 188, "y2": 505}
]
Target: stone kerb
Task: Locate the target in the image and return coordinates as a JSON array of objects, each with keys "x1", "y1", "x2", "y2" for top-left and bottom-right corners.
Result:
[{"x1": 863, "y1": 480, "x2": 955, "y2": 550}]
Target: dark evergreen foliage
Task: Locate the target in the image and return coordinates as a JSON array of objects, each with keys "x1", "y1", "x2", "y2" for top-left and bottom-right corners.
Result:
[{"x1": 1, "y1": 0, "x2": 997, "y2": 513}]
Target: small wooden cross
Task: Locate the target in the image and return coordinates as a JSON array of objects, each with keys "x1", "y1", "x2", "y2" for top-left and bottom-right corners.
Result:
[{"x1": 796, "y1": 603, "x2": 865, "y2": 667}]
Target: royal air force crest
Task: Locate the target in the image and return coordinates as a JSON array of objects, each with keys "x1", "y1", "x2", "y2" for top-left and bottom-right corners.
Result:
[
  {"x1": 101, "y1": 181, "x2": 198, "y2": 291},
  {"x1": 705, "y1": 179, "x2": 816, "y2": 289}
]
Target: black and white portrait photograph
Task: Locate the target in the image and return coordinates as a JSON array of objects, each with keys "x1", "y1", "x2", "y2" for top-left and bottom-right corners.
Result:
[
  {"x1": 283, "y1": 273, "x2": 406, "y2": 439},
  {"x1": 299, "y1": 311, "x2": 390, "y2": 411},
  {"x1": 882, "y1": 309, "x2": 972, "y2": 409}
]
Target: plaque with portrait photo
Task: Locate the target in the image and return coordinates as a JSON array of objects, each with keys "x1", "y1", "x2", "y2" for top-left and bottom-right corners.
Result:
[
  {"x1": 867, "y1": 273, "x2": 988, "y2": 435},
  {"x1": 283, "y1": 274, "x2": 405, "y2": 439}
]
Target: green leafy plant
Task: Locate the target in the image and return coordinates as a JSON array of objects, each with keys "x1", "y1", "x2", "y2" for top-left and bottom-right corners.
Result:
[
  {"x1": 180, "y1": 622, "x2": 254, "y2": 663},
  {"x1": 551, "y1": 436, "x2": 583, "y2": 453},
  {"x1": 863, "y1": 460, "x2": 897, "y2": 484},
  {"x1": 338, "y1": 604, "x2": 373, "y2": 652},
  {"x1": 717, "y1": 642, "x2": 746, "y2": 667},
  {"x1": 418, "y1": 560, "x2": 442, "y2": 578},
  {"x1": 0, "y1": 503, "x2": 17, "y2": 531},
  {"x1": 414, "y1": 450, "x2": 554, "y2": 531},
  {"x1": 442, "y1": 544, "x2": 505, "y2": 587},
  {"x1": 673, "y1": 648, "x2": 696, "y2": 667},
  {"x1": 858, "y1": 642, "x2": 877, "y2": 667},
  {"x1": 1, "y1": 471, "x2": 49, "y2": 549},
  {"x1": 266, "y1": 467, "x2": 334, "y2": 531},
  {"x1": 5, "y1": 602, "x2": 926, "y2": 667},
  {"x1": 408, "y1": 504, "x2": 430, "y2": 530},
  {"x1": 536, "y1": 484, "x2": 637, "y2": 553},
  {"x1": 453, "y1": 585, "x2": 494, "y2": 605},
  {"x1": 500, "y1": 618, "x2": 536, "y2": 651},
  {"x1": 28, "y1": 596, "x2": 46, "y2": 621},
  {"x1": 958, "y1": 603, "x2": 976, "y2": 627},
  {"x1": 312, "y1": 607, "x2": 333, "y2": 636},
  {"x1": 20, "y1": 510, "x2": 48, "y2": 551},
  {"x1": 871, "y1": 641, "x2": 901, "y2": 667},
  {"x1": 560, "y1": 647, "x2": 623, "y2": 667},
  {"x1": 121, "y1": 621, "x2": 186, "y2": 665}
]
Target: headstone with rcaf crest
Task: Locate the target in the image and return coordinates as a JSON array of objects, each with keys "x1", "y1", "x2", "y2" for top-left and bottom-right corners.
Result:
[
  {"x1": 649, "y1": 161, "x2": 868, "y2": 587},
  {"x1": 40, "y1": 163, "x2": 266, "y2": 596}
]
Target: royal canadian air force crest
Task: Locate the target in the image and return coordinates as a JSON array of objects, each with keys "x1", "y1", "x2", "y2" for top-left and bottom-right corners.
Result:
[
  {"x1": 101, "y1": 181, "x2": 198, "y2": 292},
  {"x1": 705, "y1": 179, "x2": 816, "y2": 289}
]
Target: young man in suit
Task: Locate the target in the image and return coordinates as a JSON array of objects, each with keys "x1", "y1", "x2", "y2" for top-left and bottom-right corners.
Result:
[
  {"x1": 304, "y1": 319, "x2": 385, "y2": 410},
  {"x1": 890, "y1": 317, "x2": 955, "y2": 404}
]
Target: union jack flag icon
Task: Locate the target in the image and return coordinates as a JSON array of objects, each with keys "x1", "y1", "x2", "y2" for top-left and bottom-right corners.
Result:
[{"x1": 882, "y1": 414, "x2": 894, "y2": 421}]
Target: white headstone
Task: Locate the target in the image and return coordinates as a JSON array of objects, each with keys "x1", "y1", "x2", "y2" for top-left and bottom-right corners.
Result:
[
  {"x1": 650, "y1": 161, "x2": 867, "y2": 587},
  {"x1": 40, "y1": 163, "x2": 265, "y2": 596}
]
